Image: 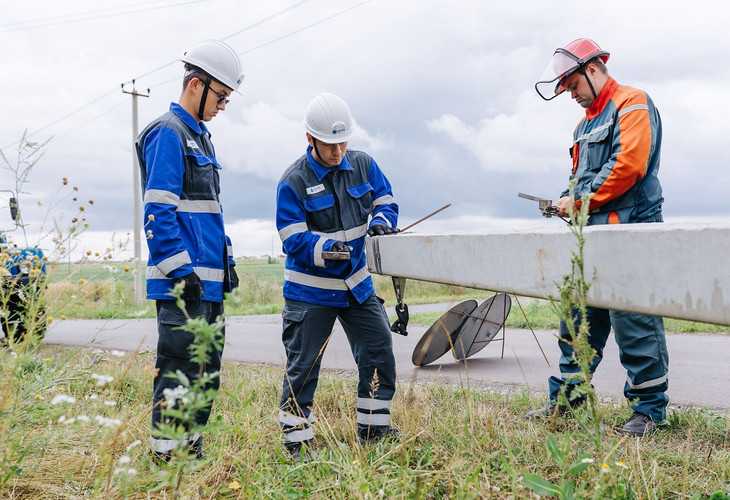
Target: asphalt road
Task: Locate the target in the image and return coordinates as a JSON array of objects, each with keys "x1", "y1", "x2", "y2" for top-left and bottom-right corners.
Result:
[{"x1": 45, "y1": 302, "x2": 730, "y2": 412}]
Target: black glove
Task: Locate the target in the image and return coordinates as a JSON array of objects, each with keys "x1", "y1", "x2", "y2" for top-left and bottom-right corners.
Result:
[
  {"x1": 323, "y1": 240, "x2": 351, "y2": 261},
  {"x1": 228, "y1": 264, "x2": 239, "y2": 290},
  {"x1": 174, "y1": 272, "x2": 204, "y2": 309},
  {"x1": 367, "y1": 224, "x2": 400, "y2": 236},
  {"x1": 330, "y1": 240, "x2": 350, "y2": 253}
]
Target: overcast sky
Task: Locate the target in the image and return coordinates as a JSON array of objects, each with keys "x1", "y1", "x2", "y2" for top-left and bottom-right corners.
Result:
[{"x1": 2, "y1": 0, "x2": 729, "y2": 260}]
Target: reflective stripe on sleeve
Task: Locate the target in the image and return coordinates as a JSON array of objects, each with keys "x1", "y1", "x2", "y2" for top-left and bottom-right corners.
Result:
[
  {"x1": 314, "y1": 236, "x2": 326, "y2": 268},
  {"x1": 372, "y1": 194, "x2": 395, "y2": 207},
  {"x1": 618, "y1": 103, "x2": 648, "y2": 117},
  {"x1": 155, "y1": 251, "x2": 192, "y2": 276},
  {"x1": 279, "y1": 222, "x2": 309, "y2": 242},
  {"x1": 144, "y1": 189, "x2": 180, "y2": 206}
]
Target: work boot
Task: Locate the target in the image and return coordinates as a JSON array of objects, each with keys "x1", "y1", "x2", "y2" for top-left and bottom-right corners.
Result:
[
  {"x1": 285, "y1": 440, "x2": 319, "y2": 463},
  {"x1": 620, "y1": 412, "x2": 656, "y2": 437},
  {"x1": 358, "y1": 425, "x2": 402, "y2": 445},
  {"x1": 525, "y1": 398, "x2": 584, "y2": 419}
]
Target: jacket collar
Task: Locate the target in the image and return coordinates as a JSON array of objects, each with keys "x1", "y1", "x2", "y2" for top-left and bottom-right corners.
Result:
[
  {"x1": 306, "y1": 146, "x2": 353, "y2": 181},
  {"x1": 586, "y1": 77, "x2": 618, "y2": 120},
  {"x1": 170, "y1": 102, "x2": 210, "y2": 136}
]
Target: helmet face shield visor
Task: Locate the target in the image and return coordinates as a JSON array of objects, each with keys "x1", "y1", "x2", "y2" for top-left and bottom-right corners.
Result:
[{"x1": 534, "y1": 48, "x2": 582, "y2": 101}]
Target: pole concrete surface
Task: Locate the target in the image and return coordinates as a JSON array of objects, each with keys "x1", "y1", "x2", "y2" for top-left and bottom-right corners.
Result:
[
  {"x1": 44, "y1": 305, "x2": 730, "y2": 413},
  {"x1": 121, "y1": 81, "x2": 149, "y2": 305},
  {"x1": 367, "y1": 221, "x2": 730, "y2": 326}
]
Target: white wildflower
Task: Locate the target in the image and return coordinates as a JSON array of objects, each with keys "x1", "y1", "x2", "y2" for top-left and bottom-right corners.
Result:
[
  {"x1": 91, "y1": 373, "x2": 114, "y2": 387},
  {"x1": 51, "y1": 394, "x2": 77, "y2": 405},
  {"x1": 104, "y1": 400, "x2": 117, "y2": 406},
  {"x1": 110, "y1": 350, "x2": 125, "y2": 357},
  {"x1": 162, "y1": 385, "x2": 190, "y2": 408},
  {"x1": 94, "y1": 415, "x2": 122, "y2": 428},
  {"x1": 118, "y1": 455, "x2": 131, "y2": 464},
  {"x1": 126, "y1": 440, "x2": 142, "y2": 451}
]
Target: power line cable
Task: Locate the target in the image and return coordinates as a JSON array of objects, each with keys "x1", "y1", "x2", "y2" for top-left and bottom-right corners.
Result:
[
  {"x1": 130, "y1": 0, "x2": 316, "y2": 82},
  {"x1": 143, "y1": 0, "x2": 375, "y2": 91},
  {"x1": 3, "y1": 0, "x2": 376, "y2": 151},
  {"x1": 0, "y1": 0, "x2": 212, "y2": 33},
  {"x1": 1, "y1": 0, "x2": 199, "y2": 28},
  {"x1": 53, "y1": 100, "x2": 129, "y2": 143}
]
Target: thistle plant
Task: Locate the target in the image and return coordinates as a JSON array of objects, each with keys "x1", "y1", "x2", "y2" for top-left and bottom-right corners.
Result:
[{"x1": 548, "y1": 180, "x2": 603, "y2": 450}]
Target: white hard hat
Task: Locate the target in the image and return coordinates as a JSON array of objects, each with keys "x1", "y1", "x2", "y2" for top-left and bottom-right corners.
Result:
[
  {"x1": 302, "y1": 92, "x2": 354, "y2": 143},
  {"x1": 181, "y1": 39, "x2": 244, "y2": 91}
]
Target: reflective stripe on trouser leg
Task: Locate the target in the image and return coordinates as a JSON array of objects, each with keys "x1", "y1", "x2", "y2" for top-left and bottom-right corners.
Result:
[
  {"x1": 279, "y1": 410, "x2": 315, "y2": 444},
  {"x1": 548, "y1": 306, "x2": 611, "y2": 403},
  {"x1": 151, "y1": 300, "x2": 224, "y2": 453},
  {"x1": 278, "y1": 299, "x2": 339, "y2": 443},
  {"x1": 338, "y1": 294, "x2": 396, "y2": 430},
  {"x1": 356, "y1": 397, "x2": 392, "y2": 426},
  {"x1": 611, "y1": 310, "x2": 669, "y2": 422}
]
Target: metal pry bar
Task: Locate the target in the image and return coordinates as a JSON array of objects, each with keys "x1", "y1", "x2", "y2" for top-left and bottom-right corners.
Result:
[{"x1": 517, "y1": 192, "x2": 559, "y2": 218}]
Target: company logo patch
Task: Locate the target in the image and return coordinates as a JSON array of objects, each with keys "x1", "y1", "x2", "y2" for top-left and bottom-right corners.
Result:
[
  {"x1": 187, "y1": 140, "x2": 200, "y2": 149},
  {"x1": 306, "y1": 184, "x2": 325, "y2": 195}
]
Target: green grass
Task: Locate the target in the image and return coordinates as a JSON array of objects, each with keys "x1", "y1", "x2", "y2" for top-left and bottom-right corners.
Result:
[{"x1": 1, "y1": 344, "x2": 728, "y2": 499}]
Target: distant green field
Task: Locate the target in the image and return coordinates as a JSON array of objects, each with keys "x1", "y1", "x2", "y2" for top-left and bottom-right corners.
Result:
[{"x1": 46, "y1": 257, "x2": 285, "y2": 285}]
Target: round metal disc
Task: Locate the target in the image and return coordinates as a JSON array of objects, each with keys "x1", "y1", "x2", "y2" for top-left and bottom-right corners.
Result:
[
  {"x1": 452, "y1": 293, "x2": 511, "y2": 361},
  {"x1": 411, "y1": 299, "x2": 478, "y2": 366}
]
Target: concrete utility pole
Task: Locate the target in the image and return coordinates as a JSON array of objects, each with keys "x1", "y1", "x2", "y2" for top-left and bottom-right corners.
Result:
[{"x1": 121, "y1": 80, "x2": 149, "y2": 304}]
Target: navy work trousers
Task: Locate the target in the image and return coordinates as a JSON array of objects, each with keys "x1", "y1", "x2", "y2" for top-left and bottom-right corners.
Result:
[
  {"x1": 279, "y1": 294, "x2": 396, "y2": 442},
  {"x1": 548, "y1": 306, "x2": 669, "y2": 422},
  {"x1": 150, "y1": 299, "x2": 225, "y2": 452}
]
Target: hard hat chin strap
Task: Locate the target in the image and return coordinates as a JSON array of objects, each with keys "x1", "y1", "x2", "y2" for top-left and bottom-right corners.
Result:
[
  {"x1": 579, "y1": 66, "x2": 598, "y2": 100},
  {"x1": 197, "y1": 76, "x2": 212, "y2": 121}
]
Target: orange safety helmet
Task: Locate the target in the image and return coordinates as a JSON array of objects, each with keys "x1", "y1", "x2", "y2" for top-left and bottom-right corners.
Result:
[{"x1": 535, "y1": 38, "x2": 610, "y2": 101}]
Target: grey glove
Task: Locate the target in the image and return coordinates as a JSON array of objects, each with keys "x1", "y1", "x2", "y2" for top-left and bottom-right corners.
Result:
[
  {"x1": 367, "y1": 224, "x2": 399, "y2": 236},
  {"x1": 174, "y1": 272, "x2": 204, "y2": 309}
]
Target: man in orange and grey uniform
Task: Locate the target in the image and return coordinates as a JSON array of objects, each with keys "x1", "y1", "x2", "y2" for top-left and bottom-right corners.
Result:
[{"x1": 528, "y1": 38, "x2": 669, "y2": 437}]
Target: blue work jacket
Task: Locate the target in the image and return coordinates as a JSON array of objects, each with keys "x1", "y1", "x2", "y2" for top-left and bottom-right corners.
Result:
[
  {"x1": 135, "y1": 103, "x2": 234, "y2": 302},
  {"x1": 276, "y1": 147, "x2": 398, "y2": 307}
]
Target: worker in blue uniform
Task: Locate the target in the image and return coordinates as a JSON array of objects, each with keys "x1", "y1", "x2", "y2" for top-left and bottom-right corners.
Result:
[
  {"x1": 276, "y1": 92, "x2": 401, "y2": 461},
  {"x1": 135, "y1": 39, "x2": 243, "y2": 460}
]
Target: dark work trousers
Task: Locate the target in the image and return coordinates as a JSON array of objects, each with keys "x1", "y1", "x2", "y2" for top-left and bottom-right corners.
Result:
[
  {"x1": 279, "y1": 294, "x2": 396, "y2": 446},
  {"x1": 150, "y1": 299, "x2": 225, "y2": 453},
  {"x1": 548, "y1": 306, "x2": 669, "y2": 422}
]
